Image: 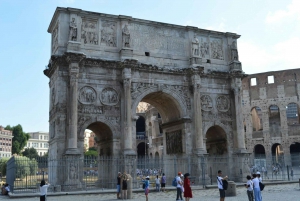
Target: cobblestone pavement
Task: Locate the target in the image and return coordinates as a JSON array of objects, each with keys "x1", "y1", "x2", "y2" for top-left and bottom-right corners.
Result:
[{"x1": 0, "y1": 183, "x2": 299, "y2": 200}]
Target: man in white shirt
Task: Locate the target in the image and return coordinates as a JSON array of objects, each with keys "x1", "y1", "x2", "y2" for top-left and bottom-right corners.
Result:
[
  {"x1": 245, "y1": 175, "x2": 253, "y2": 201},
  {"x1": 252, "y1": 174, "x2": 262, "y2": 201},
  {"x1": 217, "y1": 170, "x2": 228, "y2": 201},
  {"x1": 176, "y1": 172, "x2": 183, "y2": 201}
]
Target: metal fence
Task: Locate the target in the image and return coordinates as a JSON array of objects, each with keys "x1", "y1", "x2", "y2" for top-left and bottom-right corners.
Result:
[
  {"x1": 253, "y1": 153, "x2": 300, "y2": 181},
  {"x1": 5, "y1": 154, "x2": 299, "y2": 194}
]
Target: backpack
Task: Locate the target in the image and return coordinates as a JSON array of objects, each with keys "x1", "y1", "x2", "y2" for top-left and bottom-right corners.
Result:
[
  {"x1": 259, "y1": 182, "x2": 265, "y2": 191},
  {"x1": 172, "y1": 177, "x2": 177, "y2": 187},
  {"x1": 217, "y1": 177, "x2": 228, "y2": 190},
  {"x1": 222, "y1": 180, "x2": 228, "y2": 190},
  {"x1": 142, "y1": 183, "x2": 145, "y2": 189}
]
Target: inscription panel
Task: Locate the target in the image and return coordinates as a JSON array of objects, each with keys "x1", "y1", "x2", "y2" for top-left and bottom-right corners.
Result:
[{"x1": 129, "y1": 23, "x2": 187, "y2": 56}]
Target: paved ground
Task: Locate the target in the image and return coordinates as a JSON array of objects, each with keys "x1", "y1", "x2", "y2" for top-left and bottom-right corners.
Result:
[{"x1": 0, "y1": 183, "x2": 299, "y2": 200}]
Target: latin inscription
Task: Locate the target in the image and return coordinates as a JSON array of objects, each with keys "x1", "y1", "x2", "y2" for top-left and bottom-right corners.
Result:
[{"x1": 130, "y1": 23, "x2": 187, "y2": 56}]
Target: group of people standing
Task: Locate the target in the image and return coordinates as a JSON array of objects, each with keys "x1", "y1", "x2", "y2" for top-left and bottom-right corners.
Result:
[
  {"x1": 138, "y1": 171, "x2": 192, "y2": 201},
  {"x1": 245, "y1": 172, "x2": 263, "y2": 201},
  {"x1": 175, "y1": 172, "x2": 193, "y2": 201},
  {"x1": 117, "y1": 171, "x2": 129, "y2": 199}
]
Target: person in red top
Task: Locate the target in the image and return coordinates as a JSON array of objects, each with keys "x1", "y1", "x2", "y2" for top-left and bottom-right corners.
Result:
[{"x1": 183, "y1": 173, "x2": 192, "y2": 201}]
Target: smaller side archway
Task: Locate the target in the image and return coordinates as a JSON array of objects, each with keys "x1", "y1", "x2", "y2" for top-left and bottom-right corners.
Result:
[
  {"x1": 271, "y1": 143, "x2": 284, "y2": 165},
  {"x1": 290, "y1": 142, "x2": 300, "y2": 167},
  {"x1": 205, "y1": 126, "x2": 227, "y2": 156},
  {"x1": 254, "y1": 144, "x2": 266, "y2": 158},
  {"x1": 251, "y1": 107, "x2": 263, "y2": 131},
  {"x1": 269, "y1": 105, "x2": 281, "y2": 137},
  {"x1": 286, "y1": 103, "x2": 299, "y2": 125}
]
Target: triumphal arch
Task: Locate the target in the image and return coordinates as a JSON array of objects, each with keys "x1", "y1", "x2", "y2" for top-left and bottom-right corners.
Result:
[{"x1": 44, "y1": 7, "x2": 248, "y2": 188}]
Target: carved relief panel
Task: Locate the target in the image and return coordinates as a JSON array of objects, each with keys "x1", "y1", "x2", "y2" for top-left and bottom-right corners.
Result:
[
  {"x1": 100, "y1": 87, "x2": 119, "y2": 106},
  {"x1": 210, "y1": 38, "x2": 224, "y2": 60},
  {"x1": 198, "y1": 36, "x2": 209, "y2": 58},
  {"x1": 166, "y1": 130, "x2": 183, "y2": 154},
  {"x1": 216, "y1": 95, "x2": 230, "y2": 112},
  {"x1": 78, "y1": 86, "x2": 97, "y2": 104},
  {"x1": 100, "y1": 21, "x2": 117, "y2": 47},
  {"x1": 81, "y1": 19, "x2": 98, "y2": 45},
  {"x1": 200, "y1": 95, "x2": 213, "y2": 111}
]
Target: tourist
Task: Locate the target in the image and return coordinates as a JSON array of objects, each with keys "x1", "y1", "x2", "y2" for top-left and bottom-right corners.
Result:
[
  {"x1": 176, "y1": 172, "x2": 183, "y2": 201},
  {"x1": 121, "y1": 171, "x2": 129, "y2": 199},
  {"x1": 183, "y1": 173, "x2": 192, "y2": 201},
  {"x1": 245, "y1": 175, "x2": 253, "y2": 201},
  {"x1": 161, "y1": 173, "x2": 166, "y2": 192},
  {"x1": 39, "y1": 180, "x2": 50, "y2": 201},
  {"x1": 252, "y1": 173, "x2": 262, "y2": 201},
  {"x1": 257, "y1": 172, "x2": 262, "y2": 182},
  {"x1": 143, "y1": 176, "x2": 150, "y2": 201},
  {"x1": 155, "y1": 175, "x2": 160, "y2": 192},
  {"x1": 217, "y1": 170, "x2": 228, "y2": 201},
  {"x1": 1, "y1": 184, "x2": 5, "y2": 195},
  {"x1": 117, "y1": 172, "x2": 121, "y2": 199}
]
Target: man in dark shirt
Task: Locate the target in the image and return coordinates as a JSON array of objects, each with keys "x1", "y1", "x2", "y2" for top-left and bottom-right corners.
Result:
[{"x1": 117, "y1": 172, "x2": 121, "y2": 199}]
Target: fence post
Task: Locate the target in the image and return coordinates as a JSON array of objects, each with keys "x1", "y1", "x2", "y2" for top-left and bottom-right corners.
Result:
[
  {"x1": 287, "y1": 165, "x2": 290, "y2": 181},
  {"x1": 210, "y1": 166, "x2": 212, "y2": 185}
]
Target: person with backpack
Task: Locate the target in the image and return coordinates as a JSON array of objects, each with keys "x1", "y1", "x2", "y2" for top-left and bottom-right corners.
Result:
[
  {"x1": 245, "y1": 175, "x2": 254, "y2": 201},
  {"x1": 161, "y1": 173, "x2": 166, "y2": 192},
  {"x1": 217, "y1": 170, "x2": 228, "y2": 201},
  {"x1": 252, "y1": 173, "x2": 262, "y2": 201},
  {"x1": 175, "y1": 172, "x2": 183, "y2": 201},
  {"x1": 143, "y1": 176, "x2": 150, "y2": 201}
]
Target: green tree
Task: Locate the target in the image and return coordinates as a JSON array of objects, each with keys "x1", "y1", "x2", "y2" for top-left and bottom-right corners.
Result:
[
  {"x1": 22, "y1": 148, "x2": 39, "y2": 159},
  {"x1": 5, "y1": 124, "x2": 30, "y2": 154},
  {"x1": 0, "y1": 158, "x2": 9, "y2": 177},
  {"x1": 88, "y1": 147, "x2": 97, "y2": 151},
  {"x1": 15, "y1": 156, "x2": 38, "y2": 178},
  {"x1": 84, "y1": 150, "x2": 98, "y2": 157}
]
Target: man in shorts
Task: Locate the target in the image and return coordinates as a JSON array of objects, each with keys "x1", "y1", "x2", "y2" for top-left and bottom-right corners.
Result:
[
  {"x1": 117, "y1": 172, "x2": 121, "y2": 199},
  {"x1": 217, "y1": 170, "x2": 228, "y2": 201}
]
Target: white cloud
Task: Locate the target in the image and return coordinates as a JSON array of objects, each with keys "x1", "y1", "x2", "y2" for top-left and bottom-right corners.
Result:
[
  {"x1": 239, "y1": 37, "x2": 300, "y2": 74},
  {"x1": 265, "y1": 0, "x2": 300, "y2": 24}
]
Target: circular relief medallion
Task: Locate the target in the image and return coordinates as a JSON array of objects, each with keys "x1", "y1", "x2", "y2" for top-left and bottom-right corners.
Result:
[
  {"x1": 78, "y1": 86, "x2": 97, "y2": 104},
  {"x1": 216, "y1": 95, "x2": 230, "y2": 112},
  {"x1": 100, "y1": 87, "x2": 119, "y2": 106},
  {"x1": 200, "y1": 95, "x2": 213, "y2": 111}
]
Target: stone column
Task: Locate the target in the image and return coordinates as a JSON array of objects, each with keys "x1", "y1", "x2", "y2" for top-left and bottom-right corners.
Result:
[
  {"x1": 191, "y1": 74, "x2": 205, "y2": 154},
  {"x1": 232, "y1": 80, "x2": 247, "y2": 152},
  {"x1": 65, "y1": 53, "x2": 85, "y2": 155},
  {"x1": 122, "y1": 68, "x2": 134, "y2": 154}
]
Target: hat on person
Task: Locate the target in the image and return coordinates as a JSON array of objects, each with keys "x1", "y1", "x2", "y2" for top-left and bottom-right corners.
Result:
[
  {"x1": 178, "y1": 172, "x2": 182, "y2": 175},
  {"x1": 256, "y1": 172, "x2": 261, "y2": 175},
  {"x1": 181, "y1": 174, "x2": 183, "y2": 177},
  {"x1": 146, "y1": 176, "x2": 150, "y2": 179}
]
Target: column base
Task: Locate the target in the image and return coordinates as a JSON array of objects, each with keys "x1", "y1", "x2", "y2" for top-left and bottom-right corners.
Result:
[
  {"x1": 123, "y1": 149, "x2": 136, "y2": 156},
  {"x1": 194, "y1": 148, "x2": 207, "y2": 155},
  {"x1": 234, "y1": 148, "x2": 249, "y2": 154},
  {"x1": 120, "y1": 48, "x2": 133, "y2": 59},
  {"x1": 65, "y1": 148, "x2": 81, "y2": 155}
]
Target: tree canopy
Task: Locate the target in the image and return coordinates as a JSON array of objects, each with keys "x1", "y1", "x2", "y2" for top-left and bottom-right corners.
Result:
[
  {"x1": 5, "y1": 124, "x2": 30, "y2": 154},
  {"x1": 22, "y1": 148, "x2": 39, "y2": 159}
]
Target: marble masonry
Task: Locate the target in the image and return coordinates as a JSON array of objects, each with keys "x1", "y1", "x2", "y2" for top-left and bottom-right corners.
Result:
[{"x1": 44, "y1": 7, "x2": 248, "y2": 187}]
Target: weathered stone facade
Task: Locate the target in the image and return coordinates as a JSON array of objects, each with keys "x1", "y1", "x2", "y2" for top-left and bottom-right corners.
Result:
[
  {"x1": 44, "y1": 7, "x2": 248, "y2": 186},
  {"x1": 242, "y1": 69, "x2": 300, "y2": 168}
]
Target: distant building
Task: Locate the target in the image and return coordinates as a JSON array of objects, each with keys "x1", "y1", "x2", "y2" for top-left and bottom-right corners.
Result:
[
  {"x1": 89, "y1": 132, "x2": 96, "y2": 148},
  {"x1": 0, "y1": 126, "x2": 13, "y2": 158},
  {"x1": 24, "y1": 132, "x2": 49, "y2": 156}
]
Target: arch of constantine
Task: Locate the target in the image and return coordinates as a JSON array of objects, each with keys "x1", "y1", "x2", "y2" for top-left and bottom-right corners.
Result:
[{"x1": 44, "y1": 7, "x2": 248, "y2": 188}]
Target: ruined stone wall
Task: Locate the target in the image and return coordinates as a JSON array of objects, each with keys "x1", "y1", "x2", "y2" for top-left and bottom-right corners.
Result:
[{"x1": 242, "y1": 68, "x2": 300, "y2": 166}]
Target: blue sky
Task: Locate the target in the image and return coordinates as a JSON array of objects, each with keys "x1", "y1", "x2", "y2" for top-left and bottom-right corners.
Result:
[{"x1": 0, "y1": 0, "x2": 299, "y2": 132}]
